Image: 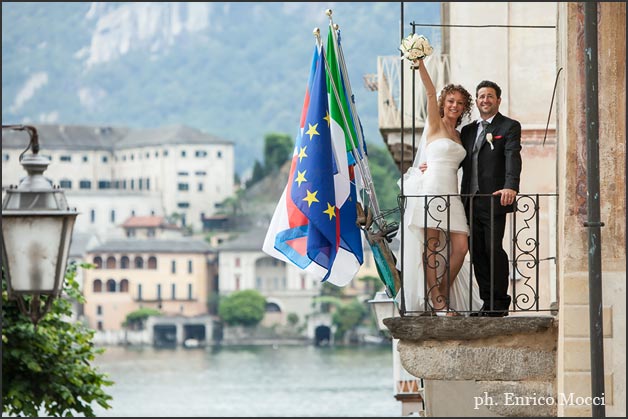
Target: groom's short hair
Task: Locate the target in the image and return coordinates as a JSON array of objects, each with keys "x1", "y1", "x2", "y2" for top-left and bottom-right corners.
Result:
[{"x1": 476, "y1": 80, "x2": 502, "y2": 99}]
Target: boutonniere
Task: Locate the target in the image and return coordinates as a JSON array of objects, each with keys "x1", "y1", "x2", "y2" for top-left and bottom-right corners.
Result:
[{"x1": 485, "y1": 133, "x2": 495, "y2": 150}]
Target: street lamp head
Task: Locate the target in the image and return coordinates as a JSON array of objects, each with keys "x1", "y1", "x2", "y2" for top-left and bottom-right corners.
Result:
[
  {"x1": 2, "y1": 125, "x2": 78, "y2": 326},
  {"x1": 368, "y1": 290, "x2": 399, "y2": 332}
]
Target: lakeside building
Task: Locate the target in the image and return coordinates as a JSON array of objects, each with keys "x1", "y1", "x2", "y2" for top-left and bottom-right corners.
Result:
[{"x1": 2, "y1": 124, "x2": 235, "y2": 236}]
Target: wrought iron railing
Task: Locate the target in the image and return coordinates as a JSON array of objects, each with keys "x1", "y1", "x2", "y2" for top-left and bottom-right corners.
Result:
[{"x1": 397, "y1": 193, "x2": 558, "y2": 316}]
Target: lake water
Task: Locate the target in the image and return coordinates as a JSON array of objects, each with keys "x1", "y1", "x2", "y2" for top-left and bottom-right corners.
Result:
[{"x1": 90, "y1": 344, "x2": 402, "y2": 417}]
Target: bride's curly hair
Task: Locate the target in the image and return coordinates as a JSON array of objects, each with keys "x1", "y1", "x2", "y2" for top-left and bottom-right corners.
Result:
[{"x1": 438, "y1": 84, "x2": 473, "y2": 127}]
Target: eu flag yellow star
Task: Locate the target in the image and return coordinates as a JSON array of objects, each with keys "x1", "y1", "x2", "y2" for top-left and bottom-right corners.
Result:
[
  {"x1": 294, "y1": 170, "x2": 307, "y2": 187},
  {"x1": 303, "y1": 190, "x2": 319, "y2": 207},
  {"x1": 323, "y1": 203, "x2": 336, "y2": 220},
  {"x1": 305, "y1": 123, "x2": 319, "y2": 140},
  {"x1": 323, "y1": 111, "x2": 331, "y2": 127},
  {"x1": 298, "y1": 146, "x2": 308, "y2": 162}
]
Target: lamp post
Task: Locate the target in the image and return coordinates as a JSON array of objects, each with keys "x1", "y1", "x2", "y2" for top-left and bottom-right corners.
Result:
[
  {"x1": 1, "y1": 125, "x2": 78, "y2": 326},
  {"x1": 367, "y1": 290, "x2": 425, "y2": 416}
]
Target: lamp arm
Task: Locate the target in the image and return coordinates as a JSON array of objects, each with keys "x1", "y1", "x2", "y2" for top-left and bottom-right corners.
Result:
[{"x1": 2, "y1": 124, "x2": 40, "y2": 159}]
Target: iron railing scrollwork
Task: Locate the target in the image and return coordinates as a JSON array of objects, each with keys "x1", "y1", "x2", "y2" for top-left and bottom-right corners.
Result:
[{"x1": 399, "y1": 192, "x2": 557, "y2": 316}]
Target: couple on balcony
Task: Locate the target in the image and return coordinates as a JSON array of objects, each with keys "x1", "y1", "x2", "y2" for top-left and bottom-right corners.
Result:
[{"x1": 394, "y1": 56, "x2": 522, "y2": 317}]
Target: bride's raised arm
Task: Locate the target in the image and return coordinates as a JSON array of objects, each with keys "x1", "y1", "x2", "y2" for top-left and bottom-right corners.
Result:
[{"x1": 414, "y1": 59, "x2": 440, "y2": 139}]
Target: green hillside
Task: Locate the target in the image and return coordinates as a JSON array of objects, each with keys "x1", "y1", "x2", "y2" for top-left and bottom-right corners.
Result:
[{"x1": 2, "y1": 2, "x2": 440, "y2": 174}]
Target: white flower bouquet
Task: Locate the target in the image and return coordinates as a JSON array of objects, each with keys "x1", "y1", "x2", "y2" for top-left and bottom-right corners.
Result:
[{"x1": 399, "y1": 34, "x2": 434, "y2": 67}]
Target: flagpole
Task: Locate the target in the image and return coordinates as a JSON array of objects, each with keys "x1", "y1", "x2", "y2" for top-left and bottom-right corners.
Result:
[{"x1": 324, "y1": 9, "x2": 384, "y2": 230}]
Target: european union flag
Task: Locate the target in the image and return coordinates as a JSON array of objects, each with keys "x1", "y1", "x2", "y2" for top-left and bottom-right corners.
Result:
[{"x1": 290, "y1": 48, "x2": 338, "y2": 278}]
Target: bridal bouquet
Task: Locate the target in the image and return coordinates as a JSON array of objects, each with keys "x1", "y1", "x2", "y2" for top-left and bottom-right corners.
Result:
[{"x1": 399, "y1": 33, "x2": 434, "y2": 66}]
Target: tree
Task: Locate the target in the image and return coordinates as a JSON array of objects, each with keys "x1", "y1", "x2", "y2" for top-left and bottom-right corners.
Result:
[
  {"x1": 246, "y1": 159, "x2": 266, "y2": 188},
  {"x1": 124, "y1": 307, "x2": 162, "y2": 330},
  {"x1": 367, "y1": 144, "x2": 402, "y2": 218},
  {"x1": 332, "y1": 299, "x2": 368, "y2": 343},
  {"x1": 263, "y1": 132, "x2": 293, "y2": 173},
  {"x1": 313, "y1": 295, "x2": 369, "y2": 342},
  {"x1": 218, "y1": 290, "x2": 266, "y2": 327},
  {"x1": 2, "y1": 262, "x2": 113, "y2": 417},
  {"x1": 358, "y1": 275, "x2": 384, "y2": 298}
]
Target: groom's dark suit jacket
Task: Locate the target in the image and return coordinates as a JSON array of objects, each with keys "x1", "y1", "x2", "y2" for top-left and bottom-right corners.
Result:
[{"x1": 460, "y1": 112, "x2": 522, "y2": 215}]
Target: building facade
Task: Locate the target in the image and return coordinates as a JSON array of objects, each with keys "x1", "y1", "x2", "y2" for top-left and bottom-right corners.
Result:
[
  {"x1": 2, "y1": 124, "x2": 235, "y2": 234},
  {"x1": 82, "y1": 239, "x2": 217, "y2": 331}
]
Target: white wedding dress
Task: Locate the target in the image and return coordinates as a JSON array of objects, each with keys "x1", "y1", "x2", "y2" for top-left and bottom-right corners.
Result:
[{"x1": 393, "y1": 137, "x2": 483, "y2": 315}]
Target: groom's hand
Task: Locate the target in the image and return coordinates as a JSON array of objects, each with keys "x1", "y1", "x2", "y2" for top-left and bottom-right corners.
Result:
[{"x1": 493, "y1": 188, "x2": 517, "y2": 206}]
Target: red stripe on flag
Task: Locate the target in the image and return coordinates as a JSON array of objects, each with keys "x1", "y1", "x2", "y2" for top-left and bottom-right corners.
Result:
[
  {"x1": 299, "y1": 90, "x2": 311, "y2": 129},
  {"x1": 286, "y1": 155, "x2": 307, "y2": 228},
  {"x1": 286, "y1": 236, "x2": 308, "y2": 256}
]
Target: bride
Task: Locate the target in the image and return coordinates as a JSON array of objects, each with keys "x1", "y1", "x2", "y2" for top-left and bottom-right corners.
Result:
[{"x1": 393, "y1": 56, "x2": 483, "y2": 315}]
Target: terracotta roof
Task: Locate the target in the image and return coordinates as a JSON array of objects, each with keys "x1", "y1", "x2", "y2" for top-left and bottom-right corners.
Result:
[{"x1": 121, "y1": 215, "x2": 178, "y2": 229}]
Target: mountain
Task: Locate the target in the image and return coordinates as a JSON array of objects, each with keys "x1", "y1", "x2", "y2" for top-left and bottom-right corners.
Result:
[{"x1": 2, "y1": 2, "x2": 441, "y2": 175}]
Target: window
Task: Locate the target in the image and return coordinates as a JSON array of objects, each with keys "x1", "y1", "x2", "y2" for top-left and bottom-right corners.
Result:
[
  {"x1": 82, "y1": 155, "x2": 89, "y2": 163},
  {"x1": 198, "y1": 183, "x2": 204, "y2": 192},
  {"x1": 256, "y1": 277, "x2": 262, "y2": 290},
  {"x1": 157, "y1": 284, "x2": 162, "y2": 300},
  {"x1": 217, "y1": 151, "x2": 222, "y2": 158},
  {"x1": 195, "y1": 171, "x2": 206, "y2": 176},
  {"x1": 93, "y1": 256, "x2": 102, "y2": 269},
  {"x1": 235, "y1": 257, "x2": 241, "y2": 267},
  {"x1": 98, "y1": 180, "x2": 111, "y2": 189},
  {"x1": 163, "y1": 149, "x2": 168, "y2": 157},
  {"x1": 178, "y1": 183, "x2": 189, "y2": 191},
  {"x1": 181, "y1": 150, "x2": 187, "y2": 158},
  {"x1": 106, "y1": 256, "x2": 116, "y2": 269},
  {"x1": 96, "y1": 305, "x2": 102, "y2": 315},
  {"x1": 120, "y1": 279, "x2": 129, "y2": 292},
  {"x1": 148, "y1": 256, "x2": 157, "y2": 269},
  {"x1": 177, "y1": 202, "x2": 190, "y2": 209},
  {"x1": 102, "y1": 155, "x2": 109, "y2": 163},
  {"x1": 138, "y1": 178, "x2": 143, "y2": 190},
  {"x1": 187, "y1": 260, "x2": 193, "y2": 274},
  {"x1": 60, "y1": 155, "x2": 72, "y2": 162},
  {"x1": 195, "y1": 150, "x2": 207, "y2": 157},
  {"x1": 127, "y1": 228, "x2": 136, "y2": 238},
  {"x1": 97, "y1": 321, "x2": 103, "y2": 331},
  {"x1": 187, "y1": 284, "x2": 193, "y2": 300},
  {"x1": 90, "y1": 209, "x2": 96, "y2": 223},
  {"x1": 138, "y1": 284, "x2": 143, "y2": 300},
  {"x1": 130, "y1": 179, "x2": 134, "y2": 189},
  {"x1": 171, "y1": 260, "x2": 176, "y2": 274},
  {"x1": 93, "y1": 279, "x2": 102, "y2": 292},
  {"x1": 134, "y1": 256, "x2": 144, "y2": 269},
  {"x1": 147, "y1": 228, "x2": 155, "y2": 237},
  {"x1": 79, "y1": 180, "x2": 92, "y2": 190},
  {"x1": 59, "y1": 179, "x2": 72, "y2": 189},
  {"x1": 235, "y1": 275, "x2": 241, "y2": 291},
  {"x1": 110, "y1": 210, "x2": 116, "y2": 223},
  {"x1": 3, "y1": 153, "x2": 9, "y2": 162},
  {"x1": 120, "y1": 256, "x2": 129, "y2": 269},
  {"x1": 177, "y1": 171, "x2": 189, "y2": 176},
  {"x1": 171, "y1": 284, "x2": 176, "y2": 300},
  {"x1": 106, "y1": 279, "x2": 116, "y2": 292},
  {"x1": 300, "y1": 275, "x2": 306, "y2": 290},
  {"x1": 146, "y1": 178, "x2": 150, "y2": 190}
]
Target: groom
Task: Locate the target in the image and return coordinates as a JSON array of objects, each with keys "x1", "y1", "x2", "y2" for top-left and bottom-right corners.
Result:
[{"x1": 460, "y1": 80, "x2": 522, "y2": 317}]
